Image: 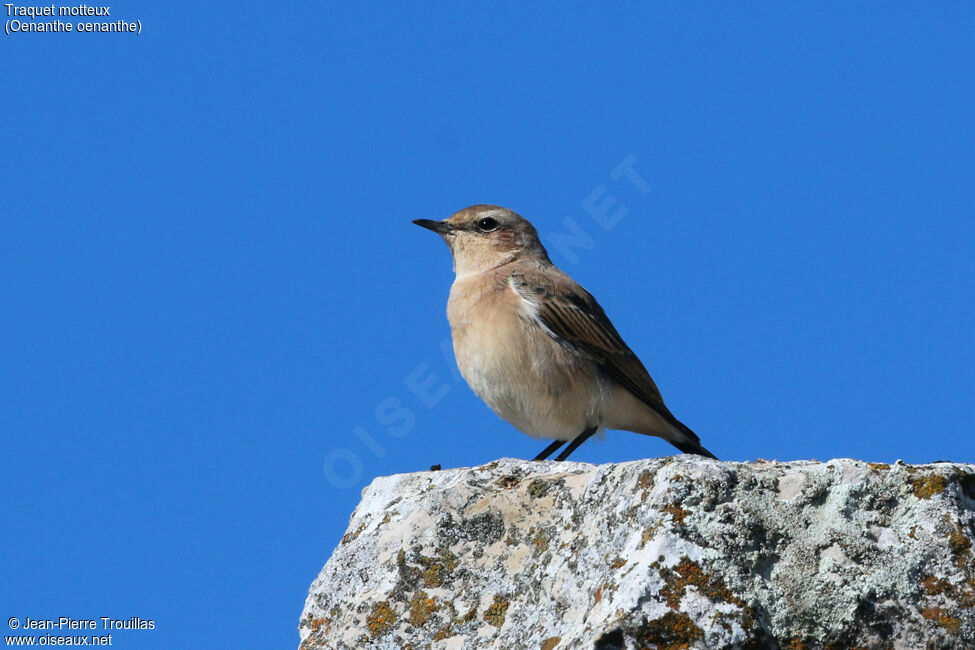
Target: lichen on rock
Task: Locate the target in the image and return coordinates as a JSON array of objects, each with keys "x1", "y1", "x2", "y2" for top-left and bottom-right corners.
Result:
[{"x1": 299, "y1": 457, "x2": 975, "y2": 649}]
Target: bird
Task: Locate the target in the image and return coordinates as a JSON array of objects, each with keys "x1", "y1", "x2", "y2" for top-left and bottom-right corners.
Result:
[{"x1": 413, "y1": 205, "x2": 717, "y2": 462}]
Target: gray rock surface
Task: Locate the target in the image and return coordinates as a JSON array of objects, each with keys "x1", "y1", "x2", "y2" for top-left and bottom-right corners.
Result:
[{"x1": 299, "y1": 457, "x2": 975, "y2": 649}]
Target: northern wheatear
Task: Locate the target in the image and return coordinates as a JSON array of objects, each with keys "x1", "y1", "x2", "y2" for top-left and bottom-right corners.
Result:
[{"x1": 413, "y1": 205, "x2": 717, "y2": 462}]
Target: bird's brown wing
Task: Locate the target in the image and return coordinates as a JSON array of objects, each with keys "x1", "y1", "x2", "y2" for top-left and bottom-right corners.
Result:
[
  {"x1": 510, "y1": 266, "x2": 716, "y2": 459},
  {"x1": 510, "y1": 268, "x2": 670, "y2": 416}
]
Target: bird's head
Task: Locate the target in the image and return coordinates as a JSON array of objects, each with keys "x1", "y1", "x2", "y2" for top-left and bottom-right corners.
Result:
[{"x1": 413, "y1": 205, "x2": 549, "y2": 276}]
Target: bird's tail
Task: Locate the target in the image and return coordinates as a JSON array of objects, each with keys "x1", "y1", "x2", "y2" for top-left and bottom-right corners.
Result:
[
  {"x1": 669, "y1": 430, "x2": 718, "y2": 459},
  {"x1": 659, "y1": 412, "x2": 718, "y2": 460}
]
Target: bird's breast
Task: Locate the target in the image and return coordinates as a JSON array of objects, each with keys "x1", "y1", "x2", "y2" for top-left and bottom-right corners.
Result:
[
  {"x1": 447, "y1": 278, "x2": 530, "y2": 390},
  {"x1": 446, "y1": 276, "x2": 603, "y2": 438}
]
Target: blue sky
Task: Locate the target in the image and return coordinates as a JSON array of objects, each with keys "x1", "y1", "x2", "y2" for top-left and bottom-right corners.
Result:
[{"x1": 3, "y1": 3, "x2": 973, "y2": 649}]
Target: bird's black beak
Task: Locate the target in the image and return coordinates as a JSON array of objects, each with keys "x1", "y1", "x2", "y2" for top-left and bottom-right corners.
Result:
[{"x1": 413, "y1": 219, "x2": 454, "y2": 235}]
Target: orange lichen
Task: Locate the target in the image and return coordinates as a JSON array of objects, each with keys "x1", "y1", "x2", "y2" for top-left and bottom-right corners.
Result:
[
  {"x1": 921, "y1": 575, "x2": 951, "y2": 596},
  {"x1": 910, "y1": 474, "x2": 947, "y2": 499},
  {"x1": 634, "y1": 611, "x2": 704, "y2": 650},
  {"x1": 657, "y1": 557, "x2": 744, "y2": 611},
  {"x1": 418, "y1": 548, "x2": 458, "y2": 588},
  {"x1": 920, "y1": 574, "x2": 975, "y2": 610},
  {"x1": 638, "y1": 470, "x2": 654, "y2": 490},
  {"x1": 531, "y1": 527, "x2": 550, "y2": 554},
  {"x1": 947, "y1": 523, "x2": 972, "y2": 566},
  {"x1": 407, "y1": 591, "x2": 437, "y2": 627},
  {"x1": 366, "y1": 601, "x2": 397, "y2": 637},
  {"x1": 663, "y1": 503, "x2": 690, "y2": 525},
  {"x1": 639, "y1": 526, "x2": 658, "y2": 548},
  {"x1": 921, "y1": 607, "x2": 962, "y2": 634},
  {"x1": 458, "y1": 605, "x2": 477, "y2": 623},
  {"x1": 341, "y1": 522, "x2": 366, "y2": 544},
  {"x1": 961, "y1": 580, "x2": 975, "y2": 609},
  {"x1": 304, "y1": 617, "x2": 328, "y2": 635},
  {"x1": 433, "y1": 624, "x2": 452, "y2": 641},
  {"x1": 483, "y1": 594, "x2": 510, "y2": 627}
]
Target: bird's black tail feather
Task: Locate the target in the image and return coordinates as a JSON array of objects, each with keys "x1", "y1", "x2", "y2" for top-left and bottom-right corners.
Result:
[
  {"x1": 658, "y1": 409, "x2": 718, "y2": 460},
  {"x1": 670, "y1": 435, "x2": 718, "y2": 460}
]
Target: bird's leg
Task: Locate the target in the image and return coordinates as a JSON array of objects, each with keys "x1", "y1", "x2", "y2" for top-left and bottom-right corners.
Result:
[
  {"x1": 533, "y1": 439, "x2": 567, "y2": 461},
  {"x1": 554, "y1": 426, "x2": 598, "y2": 461}
]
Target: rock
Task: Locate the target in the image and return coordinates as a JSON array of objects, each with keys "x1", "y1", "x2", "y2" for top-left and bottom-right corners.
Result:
[{"x1": 299, "y1": 457, "x2": 975, "y2": 649}]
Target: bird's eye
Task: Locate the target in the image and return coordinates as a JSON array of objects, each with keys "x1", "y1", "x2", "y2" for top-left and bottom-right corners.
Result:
[{"x1": 476, "y1": 217, "x2": 499, "y2": 232}]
